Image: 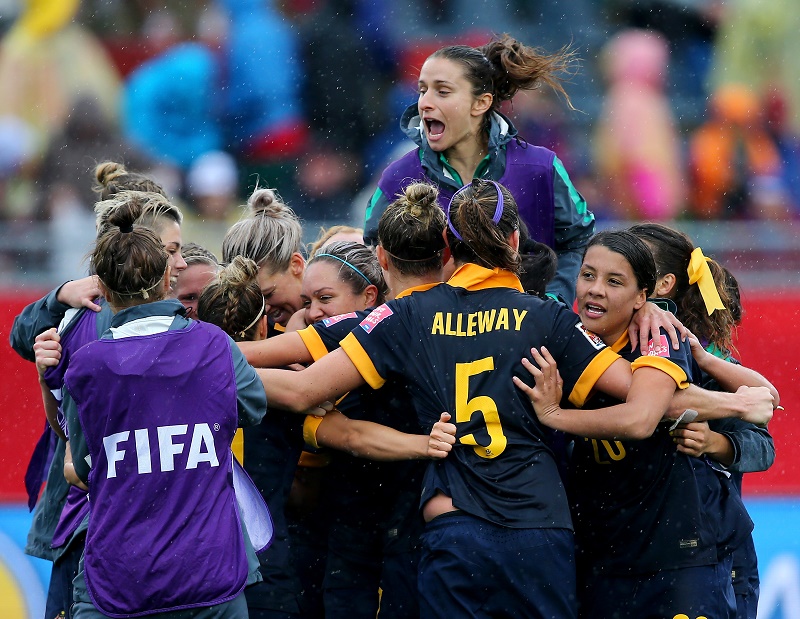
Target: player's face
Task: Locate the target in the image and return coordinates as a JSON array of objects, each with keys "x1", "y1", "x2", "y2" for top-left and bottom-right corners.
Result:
[
  {"x1": 417, "y1": 57, "x2": 486, "y2": 154},
  {"x1": 257, "y1": 262, "x2": 304, "y2": 327},
  {"x1": 174, "y1": 263, "x2": 217, "y2": 319},
  {"x1": 157, "y1": 220, "x2": 187, "y2": 296},
  {"x1": 301, "y1": 261, "x2": 372, "y2": 324},
  {"x1": 576, "y1": 245, "x2": 647, "y2": 345}
]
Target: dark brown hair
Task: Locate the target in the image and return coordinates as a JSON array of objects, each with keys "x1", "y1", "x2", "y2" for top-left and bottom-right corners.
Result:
[
  {"x1": 629, "y1": 223, "x2": 735, "y2": 354},
  {"x1": 94, "y1": 190, "x2": 182, "y2": 239},
  {"x1": 519, "y1": 240, "x2": 558, "y2": 298},
  {"x1": 377, "y1": 182, "x2": 446, "y2": 277},
  {"x1": 430, "y1": 33, "x2": 576, "y2": 133},
  {"x1": 446, "y1": 178, "x2": 521, "y2": 273},
  {"x1": 91, "y1": 201, "x2": 168, "y2": 307}
]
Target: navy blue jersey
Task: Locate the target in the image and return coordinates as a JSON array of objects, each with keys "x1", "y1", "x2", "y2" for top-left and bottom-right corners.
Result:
[
  {"x1": 568, "y1": 329, "x2": 731, "y2": 574},
  {"x1": 299, "y1": 306, "x2": 425, "y2": 533},
  {"x1": 339, "y1": 264, "x2": 619, "y2": 529}
]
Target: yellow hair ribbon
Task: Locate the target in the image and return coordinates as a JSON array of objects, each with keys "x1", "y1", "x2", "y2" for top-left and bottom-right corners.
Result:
[{"x1": 687, "y1": 247, "x2": 725, "y2": 316}]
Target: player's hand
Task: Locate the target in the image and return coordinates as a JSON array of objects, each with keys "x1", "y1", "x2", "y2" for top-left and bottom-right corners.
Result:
[
  {"x1": 56, "y1": 276, "x2": 103, "y2": 312},
  {"x1": 628, "y1": 302, "x2": 687, "y2": 352},
  {"x1": 304, "y1": 401, "x2": 334, "y2": 417},
  {"x1": 285, "y1": 308, "x2": 310, "y2": 333},
  {"x1": 34, "y1": 328, "x2": 61, "y2": 377},
  {"x1": 428, "y1": 412, "x2": 456, "y2": 459},
  {"x1": 736, "y1": 386, "x2": 774, "y2": 426},
  {"x1": 514, "y1": 347, "x2": 563, "y2": 425},
  {"x1": 670, "y1": 421, "x2": 714, "y2": 457}
]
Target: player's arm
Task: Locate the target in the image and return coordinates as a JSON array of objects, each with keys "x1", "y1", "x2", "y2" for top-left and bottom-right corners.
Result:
[
  {"x1": 688, "y1": 336, "x2": 780, "y2": 405},
  {"x1": 256, "y1": 348, "x2": 366, "y2": 412},
  {"x1": 238, "y1": 331, "x2": 315, "y2": 368},
  {"x1": 62, "y1": 389, "x2": 90, "y2": 486},
  {"x1": 517, "y1": 348, "x2": 677, "y2": 439},
  {"x1": 63, "y1": 442, "x2": 88, "y2": 491},
  {"x1": 305, "y1": 411, "x2": 455, "y2": 461}
]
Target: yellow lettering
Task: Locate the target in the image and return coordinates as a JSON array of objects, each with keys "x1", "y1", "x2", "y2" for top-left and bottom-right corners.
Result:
[
  {"x1": 445, "y1": 313, "x2": 457, "y2": 336},
  {"x1": 467, "y1": 312, "x2": 477, "y2": 337},
  {"x1": 455, "y1": 312, "x2": 466, "y2": 337},
  {"x1": 432, "y1": 312, "x2": 444, "y2": 335},
  {"x1": 477, "y1": 310, "x2": 495, "y2": 334},
  {"x1": 588, "y1": 438, "x2": 627, "y2": 464},
  {"x1": 513, "y1": 309, "x2": 528, "y2": 331},
  {"x1": 495, "y1": 308, "x2": 509, "y2": 331}
]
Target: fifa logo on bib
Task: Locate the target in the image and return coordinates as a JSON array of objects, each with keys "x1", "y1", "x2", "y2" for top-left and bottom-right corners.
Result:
[{"x1": 102, "y1": 423, "x2": 220, "y2": 478}]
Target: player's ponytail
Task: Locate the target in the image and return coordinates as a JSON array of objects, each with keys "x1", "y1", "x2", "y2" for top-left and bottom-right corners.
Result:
[
  {"x1": 629, "y1": 223, "x2": 735, "y2": 354},
  {"x1": 446, "y1": 179, "x2": 521, "y2": 273},
  {"x1": 377, "y1": 182, "x2": 446, "y2": 277},
  {"x1": 91, "y1": 202, "x2": 169, "y2": 307}
]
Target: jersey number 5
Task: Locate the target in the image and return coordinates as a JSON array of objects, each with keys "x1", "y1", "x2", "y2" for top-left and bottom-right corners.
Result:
[{"x1": 455, "y1": 357, "x2": 507, "y2": 459}]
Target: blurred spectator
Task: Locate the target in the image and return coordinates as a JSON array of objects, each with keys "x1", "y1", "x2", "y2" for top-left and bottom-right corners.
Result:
[
  {"x1": 764, "y1": 89, "x2": 800, "y2": 213},
  {"x1": 36, "y1": 97, "x2": 153, "y2": 219},
  {"x1": 710, "y1": 0, "x2": 800, "y2": 137},
  {"x1": 218, "y1": 0, "x2": 307, "y2": 162},
  {"x1": 0, "y1": 115, "x2": 37, "y2": 220},
  {"x1": 294, "y1": 0, "x2": 394, "y2": 219},
  {"x1": 0, "y1": 0, "x2": 121, "y2": 157},
  {"x1": 122, "y1": 41, "x2": 223, "y2": 169},
  {"x1": 186, "y1": 150, "x2": 239, "y2": 221},
  {"x1": 593, "y1": 29, "x2": 685, "y2": 220},
  {"x1": 609, "y1": 0, "x2": 721, "y2": 103},
  {"x1": 688, "y1": 83, "x2": 789, "y2": 220},
  {"x1": 182, "y1": 150, "x2": 242, "y2": 258}
]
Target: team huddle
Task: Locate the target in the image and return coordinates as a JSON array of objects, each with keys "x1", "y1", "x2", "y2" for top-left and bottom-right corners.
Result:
[{"x1": 12, "y1": 34, "x2": 778, "y2": 619}]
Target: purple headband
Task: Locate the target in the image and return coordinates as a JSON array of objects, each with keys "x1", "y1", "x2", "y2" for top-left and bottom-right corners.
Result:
[{"x1": 445, "y1": 180, "x2": 505, "y2": 241}]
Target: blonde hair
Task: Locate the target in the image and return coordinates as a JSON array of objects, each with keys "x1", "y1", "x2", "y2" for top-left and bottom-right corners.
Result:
[
  {"x1": 94, "y1": 190, "x2": 182, "y2": 239},
  {"x1": 222, "y1": 187, "x2": 303, "y2": 275},
  {"x1": 93, "y1": 161, "x2": 166, "y2": 200},
  {"x1": 308, "y1": 225, "x2": 364, "y2": 259}
]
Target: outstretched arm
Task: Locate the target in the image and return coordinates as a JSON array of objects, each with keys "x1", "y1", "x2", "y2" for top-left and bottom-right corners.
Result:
[
  {"x1": 688, "y1": 334, "x2": 780, "y2": 405},
  {"x1": 256, "y1": 348, "x2": 366, "y2": 412},
  {"x1": 239, "y1": 331, "x2": 314, "y2": 368},
  {"x1": 307, "y1": 411, "x2": 456, "y2": 461}
]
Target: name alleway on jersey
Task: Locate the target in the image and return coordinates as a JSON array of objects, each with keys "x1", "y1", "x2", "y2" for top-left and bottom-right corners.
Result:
[{"x1": 430, "y1": 308, "x2": 528, "y2": 337}]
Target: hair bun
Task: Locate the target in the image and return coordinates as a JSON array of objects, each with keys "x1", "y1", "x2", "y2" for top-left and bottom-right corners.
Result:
[
  {"x1": 95, "y1": 161, "x2": 127, "y2": 186},
  {"x1": 403, "y1": 182, "x2": 439, "y2": 217},
  {"x1": 247, "y1": 188, "x2": 281, "y2": 216},
  {"x1": 218, "y1": 256, "x2": 259, "y2": 291}
]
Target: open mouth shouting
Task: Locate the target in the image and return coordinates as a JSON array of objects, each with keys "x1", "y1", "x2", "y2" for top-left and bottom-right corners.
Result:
[{"x1": 424, "y1": 117, "x2": 445, "y2": 143}]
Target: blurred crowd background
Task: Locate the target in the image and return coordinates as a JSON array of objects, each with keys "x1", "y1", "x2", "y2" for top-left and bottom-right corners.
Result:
[{"x1": 0, "y1": 0, "x2": 798, "y2": 287}]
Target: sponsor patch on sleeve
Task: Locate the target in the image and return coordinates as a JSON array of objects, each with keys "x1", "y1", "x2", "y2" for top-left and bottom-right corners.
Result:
[
  {"x1": 575, "y1": 323, "x2": 605, "y2": 350},
  {"x1": 322, "y1": 312, "x2": 358, "y2": 328},
  {"x1": 359, "y1": 304, "x2": 393, "y2": 334},
  {"x1": 646, "y1": 334, "x2": 670, "y2": 357}
]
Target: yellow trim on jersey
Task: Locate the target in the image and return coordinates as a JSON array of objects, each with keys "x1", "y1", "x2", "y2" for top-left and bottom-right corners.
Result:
[
  {"x1": 631, "y1": 356, "x2": 689, "y2": 389},
  {"x1": 303, "y1": 415, "x2": 325, "y2": 449},
  {"x1": 395, "y1": 282, "x2": 442, "y2": 299},
  {"x1": 298, "y1": 449, "x2": 330, "y2": 468},
  {"x1": 273, "y1": 322, "x2": 286, "y2": 333},
  {"x1": 232, "y1": 429, "x2": 244, "y2": 464},
  {"x1": 447, "y1": 264, "x2": 524, "y2": 292},
  {"x1": 298, "y1": 326, "x2": 329, "y2": 361},
  {"x1": 609, "y1": 332, "x2": 631, "y2": 353},
  {"x1": 568, "y1": 347, "x2": 622, "y2": 408},
  {"x1": 340, "y1": 332, "x2": 386, "y2": 389}
]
